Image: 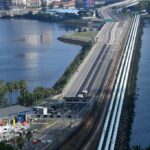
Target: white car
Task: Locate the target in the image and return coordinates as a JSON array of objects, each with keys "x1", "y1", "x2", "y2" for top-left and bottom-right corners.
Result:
[
  {"x1": 77, "y1": 94, "x2": 84, "y2": 98},
  {"x1": 82, "y1": 90, "x2": 88, "y2": 94},
  {"x1": 41, "y1": 140, "x2": 46, "y2": 143},
  {"x1": 1, "y1": 126, "x2": 11, "y2": 133},
  {"x1": 47, "y1": 139, "x2": 52, "y2": 143}
]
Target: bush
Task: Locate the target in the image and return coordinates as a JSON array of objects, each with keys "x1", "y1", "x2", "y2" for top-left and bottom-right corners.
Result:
[{"x1": 53, "y1": 41, "x2": 92, "y2": 92}]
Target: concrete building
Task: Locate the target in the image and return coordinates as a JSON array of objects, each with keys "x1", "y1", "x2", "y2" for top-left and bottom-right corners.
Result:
[
  {"x1": 11, "y1": 0, "x2": 26, "y2": 6},
  {"x1": 41, "y1": 0, "x2": 61, "y2": 6},
  {"x1": 0, "y1": 105, "x2": 32, "y2": 133},
  {"x1": 0, "y1": 0, "x2": 42, "y2": 9},
  {"x1": 76, "y1": 0, "x2": 95, "y2": 8},
  {"x1": 0, "y1": 0, "x2": 11, "y2": 10},
  {"x1": 26, "y1": 0, "x2": 41, "y2": 7}
]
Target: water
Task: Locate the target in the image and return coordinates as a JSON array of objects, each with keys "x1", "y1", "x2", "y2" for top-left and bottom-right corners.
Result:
[
  {"x1": 0, "y1": 19, "x2": 81, "y2": 91},
  {"x1": 130, "y1": 19, "x2": 150, "y2": 148}
]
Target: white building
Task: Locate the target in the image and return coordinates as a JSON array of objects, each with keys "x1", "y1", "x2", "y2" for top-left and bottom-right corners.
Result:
[
  {"x1": 11, "y1": 0, "x2": 42, "y2": 7},
  {"x1": 42, "y1": 0, "x2": 61, "y2": 6},
  {"x1": 11, "y1": 0, "x2": 26, "y2": 6},
  {"x1": 26, "y1": 0, "x2": 41, "y2": 7}
]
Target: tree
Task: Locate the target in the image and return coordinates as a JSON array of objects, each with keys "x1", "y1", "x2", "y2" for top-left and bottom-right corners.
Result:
[
  {"x1": 18, "y1": 91, "x2": 34, "y2": 106},
  {"x1": 33, "y1": 86, "x2": 45, "y2": 104},
  {"x1": 26, "y1": 130, "x2": 32, "y2": 141},
  {"x1": 16, "y1": 135, "x2": 25, "y2": 150},
  {"x1": 12, "y1": 81, "x2": 20, "y2": 104},
  {"x1": 132, "y1": 145, "x2": 143, "y2": 150},
  {"x1": 0, "y1": 142, "x2": 15, "y2": 150},
  {"x1": 146, "y1": 146, "x2": 150, "y2": 150},
  {"x1": 3, "y1": 84, "x2": 8, "y2": 106},
  {"x1": 44, "y1": 88, "x2": 55, "y2": 98},
  {"x1": 26, "y1": 130, "x2": 32, "y2": 150},
  {"x1": 12, "y1": 81, "x2": 19, "y2": 94},
  {"x1": 6, "y1": 82, "x2": 13, "y2": 105},
  {"x1": 19, "y1": 80, "x2": 28, "y2": 98},
  {"x1": 0, "y1": 80, "x2": 5, "y2": 105}
]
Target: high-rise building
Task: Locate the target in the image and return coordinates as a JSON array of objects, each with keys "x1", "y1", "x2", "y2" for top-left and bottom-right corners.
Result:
[
  {"x1": 76, "y1": 0, "x2": 95, "y2": 8},
  {"x1": 0, "y1": 0, "x2": 11, "y2": 10},
  {"x1": 84, "y1": 0, "x2": 95, "y2": 8},
  {"x1": 41, "y1": 0, "x2": 55, "y2": 6},
  {"x1": 10, "y1": 0, "x2": 26, "y2": 8},
  {"x1": 0, "y1": 0, "x2": 27, "y2": 9}
]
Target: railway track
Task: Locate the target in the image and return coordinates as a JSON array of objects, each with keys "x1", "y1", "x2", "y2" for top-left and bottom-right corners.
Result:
[{"x1": 98, "y1": 14, "x2": 140, "y2": 150}]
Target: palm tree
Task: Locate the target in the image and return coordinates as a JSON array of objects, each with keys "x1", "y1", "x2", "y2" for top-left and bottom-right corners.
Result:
[
  {"x1": 26, "y1": 130, "x2": 32, "y2": 150},
  {"x1": 0, "y1": 142, "x2": 14, "y2": 150},
  {"x1": 19, "y1": 80, "x2": 28, "y2": 98},
  {"x1": 0, "y1": 80, "x2": 4, "y2": 105},
  {"x1": 6, "y1": 82, "x2": 14, "y2": 105},
  {"x1": 146, "y1": 146, "x2": 150, "y2": 150},
  {"x1": 3, "y1": 84, "x2": 8, "y2": 106},
  {"x1": 34, "y1": 86, "x2": 45, "y2": 104},
  {"x1": 132, "y1": 145, "x2": 143, "y2": 150},
  {"x1": 16, "y1": 134, "x2": 25, "y2": 150},
  {"x1": 12, "y1": 81, "x2": 20, "y2": 104}
]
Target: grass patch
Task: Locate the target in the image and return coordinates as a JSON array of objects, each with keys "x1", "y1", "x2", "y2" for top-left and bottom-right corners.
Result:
[{"x1": 64, "y1": 31, "x2": 98, "y2": 42}]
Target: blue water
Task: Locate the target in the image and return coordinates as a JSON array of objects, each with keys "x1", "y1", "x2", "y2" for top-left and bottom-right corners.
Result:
[
  {"x1": 130, "y1": 19, "x2": 150, "y2": 148},
  {"x1": 0, "y1": 19, "x2": 81, "y2": 91}
]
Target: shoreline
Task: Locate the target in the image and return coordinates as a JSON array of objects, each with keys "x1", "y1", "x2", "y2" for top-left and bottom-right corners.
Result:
[
  {"x1": 115, "y1": 17, "x2": 144, "y2": 149},
  {"x1": 58, "y1": 36, "x2": 88, "y2": 46},
  {"x1": 57, "y1": 31, "x2": 98, "y2": 46}
]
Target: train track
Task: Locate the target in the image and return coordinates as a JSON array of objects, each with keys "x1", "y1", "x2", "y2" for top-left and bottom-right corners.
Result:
[{"x1": 98, "y1": 14, "x2": 140, "y2": 150}]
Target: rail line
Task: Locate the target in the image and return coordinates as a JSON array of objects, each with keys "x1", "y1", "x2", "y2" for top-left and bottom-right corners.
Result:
[{"x1": 97, "y1": 14, "x2": 140, "y2": 150}]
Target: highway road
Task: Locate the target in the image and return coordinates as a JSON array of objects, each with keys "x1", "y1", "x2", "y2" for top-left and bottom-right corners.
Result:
[{"x1": 64, "y1": 6, "x2": 132, "y2": 100}]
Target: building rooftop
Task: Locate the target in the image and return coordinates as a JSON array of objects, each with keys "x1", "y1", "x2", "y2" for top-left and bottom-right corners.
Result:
[
  {"x1": 46, "y1": 8, "x2": 79, "y2": 14},
  {"x1": 0, "y1": 105, "x2": 32, "y2": 118}
]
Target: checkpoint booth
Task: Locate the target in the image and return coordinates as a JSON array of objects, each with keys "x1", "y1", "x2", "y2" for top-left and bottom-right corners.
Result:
[{"x1": 0, "y1": 105, "x2": 32, "y2": 133}]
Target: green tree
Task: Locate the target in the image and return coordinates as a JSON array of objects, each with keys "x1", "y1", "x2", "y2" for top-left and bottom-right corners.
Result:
[
  {"x1": 16, "y1": 135, "x2": 25, "y2": 150},
  {"x1": 132, "y1": 145, "x2": 143, "y2": 150},
  {"x1": 0, "y1": 80, "x2": 5, "y2": 104},
  {"x1": 136, "y1": 0, "x2": 150, "y2": 12},
  {"x1": 0, "y1": 142, "x2": 15, "y2": 150},
  {"x1": 26, "y1": 130, "x2": 32, "y2": 150},
  {"x1": 33, "y1": 86, "x2": 45, "y2": 104},
  {"x1": 18, "y1": 91, "x2": 34, "y2": 106},
  {"x1": 12, "y1": 81, "x2": 20, "y2": 104},
  {"x1": 44, "y1": 88, "x2": 55, "y2": 98},
  {"x1": 146, "y1": 146, "x2": 150, "y2": 150},
  {"x1": 6, "y1": 82, "x2": 13, "y2": 105},
  {"x1": 26, "y1": 130, "x2": 32, "y2": 141},
  {"x1": 19, "y1": 80, "x2": 28, "y2": 98}
]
